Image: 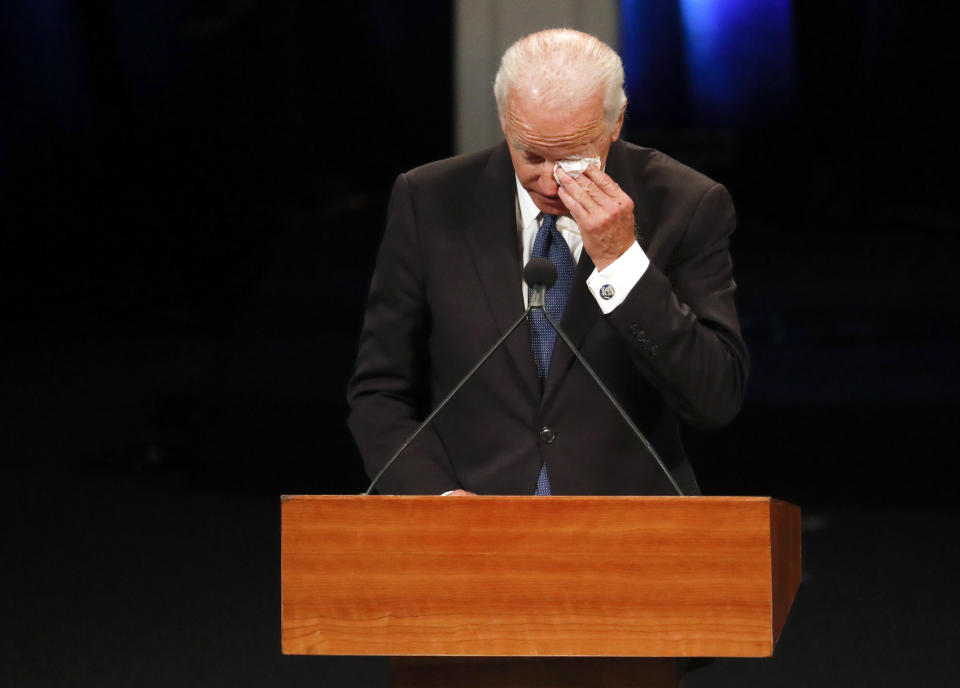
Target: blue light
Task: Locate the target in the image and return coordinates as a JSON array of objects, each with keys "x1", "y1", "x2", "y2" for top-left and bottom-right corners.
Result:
[
  {"x1": 2, "y1": 0, "x2": 88, "y2": 133},
  {"x1": 619, "y1": 0, "x2": 688, "y2": 126},
  {"x1": 620, "y1": 0, "x2": 796, "y2": 128},
  {"x1": 678, "y1": 0, "x2": 795, "y2": 126}
]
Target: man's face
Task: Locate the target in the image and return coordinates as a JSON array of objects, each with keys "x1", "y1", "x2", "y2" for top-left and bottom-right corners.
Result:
[{"x1": 502, "y1": 87, "x2": 623, "y2": 216}]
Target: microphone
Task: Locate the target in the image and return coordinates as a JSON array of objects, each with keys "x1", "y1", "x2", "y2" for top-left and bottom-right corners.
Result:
[
  {"x1": 524, "y1": 257, "x2": 556, "y2": 309},
  {"x1": 524, "y1": 257, "x2": 557, "y2": 288}
]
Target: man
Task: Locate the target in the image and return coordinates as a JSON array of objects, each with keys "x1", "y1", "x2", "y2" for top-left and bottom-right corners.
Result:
[{"x1": 347, "y1": 29, "x2": 748, "y2": 496}]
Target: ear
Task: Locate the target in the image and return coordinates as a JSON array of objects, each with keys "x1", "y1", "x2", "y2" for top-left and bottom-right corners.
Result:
[{"x1": 610, "y1": 105, "x2": 625, "y2": 142}]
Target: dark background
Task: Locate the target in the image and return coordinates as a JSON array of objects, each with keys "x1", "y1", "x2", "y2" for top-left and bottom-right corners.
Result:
[{"x1": 3, "y1": 1, "x2": 958, "y2": 685}]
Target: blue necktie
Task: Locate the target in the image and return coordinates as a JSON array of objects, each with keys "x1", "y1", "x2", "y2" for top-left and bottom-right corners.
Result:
[{"x1": 528, "y1": 214, "x2": 576, "y2": 495}]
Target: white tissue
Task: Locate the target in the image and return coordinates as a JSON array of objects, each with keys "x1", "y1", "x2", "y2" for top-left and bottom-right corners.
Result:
[{"x1": 553, "y1": 156, "x2": 601, "y2": 185}]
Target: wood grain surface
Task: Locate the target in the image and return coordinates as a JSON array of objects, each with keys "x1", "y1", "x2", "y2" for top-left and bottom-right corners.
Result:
[
  {"x1": 281, "y1": 496, "x2": 800, "y2": 658},
  {"x1": 771, "y1": 498, "x2": 803, "y2": 643}
]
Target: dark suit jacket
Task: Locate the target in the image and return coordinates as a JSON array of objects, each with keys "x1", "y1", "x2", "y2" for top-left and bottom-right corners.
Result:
[{"x1": 347, "y1": 139, "x2": 748, "y2": 495}]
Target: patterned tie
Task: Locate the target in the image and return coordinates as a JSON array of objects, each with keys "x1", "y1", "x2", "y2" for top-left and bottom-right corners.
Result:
[{"x1": 528, "y1": 214, "x2": 576, "y2": 495}]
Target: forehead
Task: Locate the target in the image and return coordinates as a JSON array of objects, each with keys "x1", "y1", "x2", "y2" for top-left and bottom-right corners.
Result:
[{"x1": 504, "y1": 87, "x2": 607, "y2": 157}]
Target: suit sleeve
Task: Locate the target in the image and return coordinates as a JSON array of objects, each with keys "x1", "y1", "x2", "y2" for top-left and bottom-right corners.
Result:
[
  {"x1": 607, "y1": 182, "x2": 749, "y2": 430},
  {"x1": 346, "y1": 173, "x2": 460, "y2": 494}
]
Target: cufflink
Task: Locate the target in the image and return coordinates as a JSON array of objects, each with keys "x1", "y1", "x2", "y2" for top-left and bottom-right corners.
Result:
[{"x1": 599, "y1": 284, "x2": 615, "y2": 300}]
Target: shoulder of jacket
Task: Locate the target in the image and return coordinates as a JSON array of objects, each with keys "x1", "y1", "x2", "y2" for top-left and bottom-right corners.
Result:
[
  {"x1": 616, "y1": 139, "x2": 720, "y2": 192},
  {"x1": 403, "y1": 144, "x2": 504, "y2": 186}
]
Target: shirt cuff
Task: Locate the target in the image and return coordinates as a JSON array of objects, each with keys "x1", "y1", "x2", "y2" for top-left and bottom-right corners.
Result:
[{"x1": 585, "y1": 241, "x2": 649, "y2": 314}]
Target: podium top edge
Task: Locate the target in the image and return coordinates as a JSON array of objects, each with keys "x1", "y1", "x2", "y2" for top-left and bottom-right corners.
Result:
[{"x1": 280, "y1": 494, "x2": 782, "y2": 503}]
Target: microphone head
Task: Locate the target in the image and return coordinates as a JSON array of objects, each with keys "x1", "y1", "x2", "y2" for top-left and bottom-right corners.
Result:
[{"x1": 524, "y1": 257, "x2": 557, "y2": 290}]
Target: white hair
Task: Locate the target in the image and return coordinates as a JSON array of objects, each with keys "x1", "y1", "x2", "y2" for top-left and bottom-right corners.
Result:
[{"x1": 493, "y1": 29, "x2": 627, "y2": 133}]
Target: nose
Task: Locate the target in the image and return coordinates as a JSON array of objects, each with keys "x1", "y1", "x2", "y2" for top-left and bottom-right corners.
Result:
[{"x1": 538, "y1": 163, "x2": 560, "y2": 197}]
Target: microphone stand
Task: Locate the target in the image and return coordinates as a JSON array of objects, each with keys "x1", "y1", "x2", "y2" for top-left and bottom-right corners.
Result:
[
  {"x1": 364, "y1": 305, "x2": 535, "y2": 495},
  {"x1": 365, "y1": 262, "x2": 685, "y2": 497},
  {"x1": 538, "y1": 305, "x2": 685, "y2": 496}
]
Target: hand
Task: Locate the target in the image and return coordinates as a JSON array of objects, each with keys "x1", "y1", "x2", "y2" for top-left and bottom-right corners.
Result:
[
  {"x1": 556, "y1": 166, "x2": 635, "y2": 271},
  {"x1": 442, "y1": 489, "x2": 477, "y2": 496}
]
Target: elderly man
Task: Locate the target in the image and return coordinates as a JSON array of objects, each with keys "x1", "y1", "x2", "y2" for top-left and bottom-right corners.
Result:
[{"x1": 347, "y1": 29, "x2": 748, "y2": 496}]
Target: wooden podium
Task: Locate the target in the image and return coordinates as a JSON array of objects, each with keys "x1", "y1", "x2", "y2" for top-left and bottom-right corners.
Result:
[{"x1": 281, "y1": 496, "x2": 800, "y2": 687}]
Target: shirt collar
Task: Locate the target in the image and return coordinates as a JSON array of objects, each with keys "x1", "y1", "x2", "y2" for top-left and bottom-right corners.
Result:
[{"x1": 515, "y1": 176, "x2": 542, "y2": 229}]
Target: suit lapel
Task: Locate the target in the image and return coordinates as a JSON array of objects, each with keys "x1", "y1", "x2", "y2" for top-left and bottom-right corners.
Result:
[{"x1": 462, "y1": 143, "x2": 541, "y2": 398}]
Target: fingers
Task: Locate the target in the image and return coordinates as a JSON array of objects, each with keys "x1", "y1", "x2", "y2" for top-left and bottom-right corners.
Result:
[
  {"x1": 581, "y1": 164, "x2": 623, "y2": 195},
  {"x1": 556, "y1": 168, "x2": 596, "y2": 225},
  {"x1": 557, "y1": 181, "x2": 587, "y2": 223},
  {"x1": 557, "y1": 166, "x2": 628, "y2": 211},
  {"x1": 556, "y1": 164, "x2": 636, "y2": 270},
  {"x1": 556, "y1": 167, "x2": 599, "y2": 213}
]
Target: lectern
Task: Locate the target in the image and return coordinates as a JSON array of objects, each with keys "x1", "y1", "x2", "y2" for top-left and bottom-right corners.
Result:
[{"x1": 281, "y1": 496, "x2": 800, "y2": 687}]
